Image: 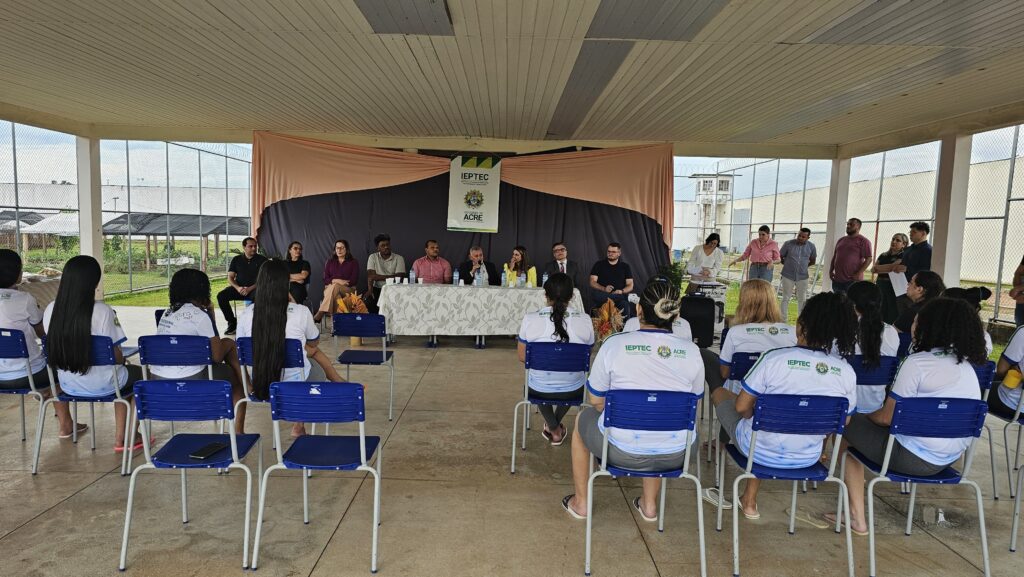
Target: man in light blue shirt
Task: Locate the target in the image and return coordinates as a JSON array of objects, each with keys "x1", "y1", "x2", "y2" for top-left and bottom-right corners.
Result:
[{"x1": 779, "y1": 228, "x2": 816, "y2": 315}]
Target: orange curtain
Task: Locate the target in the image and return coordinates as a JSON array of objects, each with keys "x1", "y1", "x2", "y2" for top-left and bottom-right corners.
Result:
[
  {"x1": 501, "y1": 144, "x2": 674, "y2": 249},
  {"x1": 251, "y1": 132, "x2": 449, "y2": 235},
  {"x1": 252, "y1": 133, "x2": 673, "y2": 248}
]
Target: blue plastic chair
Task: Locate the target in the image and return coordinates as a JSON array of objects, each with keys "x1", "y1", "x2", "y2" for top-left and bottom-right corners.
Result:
[
  {"x1": 584, "y1": 390, "x2": 706, "y2": 576},
  {"x1": 0, "y1": 328, "x2": 46, "y2": 445},
  {"x1": 717, "y1": 394, "x2": 854, "y2": 577},
  {"x1": 846, "y1": 355, "x2": 900, "y2": 412},
  {"x1": 252, "y1": 381, "x2": 382, "y2": 572},
  {"x1": 36, "y1": 335, "x2": 136, "y2": 475},
  {"x1": 706, "y1": 350, "x2": 762, "y2": 471},
  {"x1": 967, "y1": 361, "x2": 1004, "y2": 499},
  {"x1": 138, "y1": 335, "x2": 214, "y2": 381},
  {"x1": 509, "y1": 341, "x2": 591, "y2": 473},
  {"x1": 332, "y1": 313, "x2": 395, "y2": 421},
  {"x1": 896, "y1": 332, "x2": 912, "y2": 357},
  {"x1": 838, "y1": 397, "x2": 989, "y2": 577},
  {"x1": 118, "y1": 379, "x2": 260, "y2": 570},
  {"x1": 236, "y1": 337, "x2": 305, "y2": 442}
]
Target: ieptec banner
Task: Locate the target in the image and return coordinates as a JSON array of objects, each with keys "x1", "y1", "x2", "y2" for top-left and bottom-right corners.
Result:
[{"x1": 447, "y1": 156, "x2": 501, "y2": 233}]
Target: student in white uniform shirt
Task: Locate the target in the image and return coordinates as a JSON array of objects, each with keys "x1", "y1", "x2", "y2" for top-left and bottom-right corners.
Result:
[
  {"x1": 713, "y1": 279, "x2": 796, "y2": 394},
  {"x1": 563, "y1": 280, "x2": 704, "y2": 522},
  {"x1": 845, "y1": 282, "x2": 901, "y2": 414},
  {"x1": 0, "y1": 249, "x2": 84, "y2": 438},
  {"x1": 43, "y1": 256, "x2": 144, "y2": 452},
  {"x1": 943, "y1": 286, "x2": 994, "y2": 356},
  {"x1": 834, "y1": 298, "x2": 987, "y2": 534},
  {"x1": 154, "y1": 268, "x2": 248, "y2": 432},
  {"x1": 710, "y1": 291, "x2": 859, "y2": 520},
  {"x1": 518, "y1": 273, "x2": 595, "y2": 446},
  {"x1": 239, "y1": 259, "x2": 344, "y2": 438}
]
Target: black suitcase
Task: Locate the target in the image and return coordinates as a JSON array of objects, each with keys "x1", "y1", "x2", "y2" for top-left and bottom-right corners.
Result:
[{"x1": 679, "y1": 295, "x2": 716, "y2": 348}]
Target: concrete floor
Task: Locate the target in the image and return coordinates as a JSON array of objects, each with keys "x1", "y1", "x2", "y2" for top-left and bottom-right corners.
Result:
[{"x1": 0, "y1": 306, "x2": 1022, "y2": 576}]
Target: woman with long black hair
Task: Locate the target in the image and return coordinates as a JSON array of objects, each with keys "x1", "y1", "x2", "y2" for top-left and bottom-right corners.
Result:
[
  {"x1": 893, "y1": 270, "x2": 945, "y2": 333},
  {"x1": 237, "y1": 259, "x2": 343, "y2": 437},
  {"x1": 517, "y1": 272, "x2": 594, "y2": 445},
  {"x1": 285, "y1": 241, "x2": 311, "y2": 305},
  {"x1": 844, "y1": 281, "x2": 900, "y2": 414},
  {"x1": 43, "y1": 255, "x2": 143, "y2": 452}
]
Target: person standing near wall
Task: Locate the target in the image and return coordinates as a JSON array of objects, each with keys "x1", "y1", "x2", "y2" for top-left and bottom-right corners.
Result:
[
  {"x1": 890, "y1": 221, "x2": 932, "y2": 316},
  {"x1": 871, "y1": 233, "x2": 910, "y2": 324},
  {"x1": 730, "y1": 225, "x2": 780, "y2": 282},
  {"x1": 829, "y1": 218, "x2": 872, "y2": 294},
  {"x1": 778, "y1": 228, "x2": 816, "y2": 316}
]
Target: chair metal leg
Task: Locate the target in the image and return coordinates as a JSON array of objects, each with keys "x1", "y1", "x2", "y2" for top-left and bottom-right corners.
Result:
[
  {"x1": 705, "y1": 402, "x2": 715, "y2": 463},
  {"x1": 230, "y1": 463, "x2": 253, "y2": 569},
  {"x1": 657, "y1": 478, "x2": 667, "y2": 533},
  {"x1": 19, "y1": 395, "x2": 26, "y2": 441},
  {"x1": 834, "y1": 455, "x2": 846, "y2": 533},
  {"x1": 252, "y1": 463, "x2": 286, "y2": 570},
  {"x1": 119, "y1": 400, "x2": 134, "y2": 476},
  {"x1": 89, "y1": 404, "x2": 96, "y2": 450},
  {"x1": 1012, "y1": 465, "x2": 1024, "y2": 552},
  {"x1": 583, "y1": 471, "x2": 606, "y2": 576},
  {"x1": 363, "y1": 465, "x2": 382, "y2": 573},
  {"x1": 387, "y1": 364, "x2": 395, "y2": 421},
  {"x1": 682, "y1": 472, "x2": 709, "y2": 577},
  {"x1": 905, "y1": 483, "x2": 917, "y2": 535},
  {"x1": 716, "y1": 445, "x2": 727, "y2": 532},
  {"x1": 732, "y1": 473, "x2": 751, "y2": 577},
  {"x1": 303, "y1": 468, "x2": 310, "y2": 524},
  {"x1": 521, "y1": 403, "x2": 529, "y2": 450},
  {"x1": 1017, "y1": 425, "x2": 1023, "y2": 471},
  {"x1": 71, "y1": 401, "x2": 78, "y2": 443},
  {"x1": 962, "y1": 480, "x2": 992, "y2": 577},
  {"x1": 1005, "y1": 424, "x2": 1016, "y2": 498},
  {"x1": 510, "y1": 400, "x2": 527, "y2": 473},
  {"x1": 31, "y1": 398, "x2": 52, "y2": 475},
  {"x1": 119, "y1": 463, "x2": 155, "y2": 570},
  {"x1": 867, "y1": 477, "x2": 883, "y2": 577},
  {"x1": 181, "y1": 469, "x2": 189, "y2": 523},
  {"x1": 833, "y1": 477, "x2": 855, "y2": 577},
  {"x1": 788, "y1": 481, "x2": 798, "y2": 534},
  {"x1": 984, "y1": 424, "x2": 999, "y2": 499}
]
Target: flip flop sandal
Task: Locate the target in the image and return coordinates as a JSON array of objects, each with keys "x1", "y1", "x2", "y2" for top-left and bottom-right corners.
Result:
[
  {"x1": 550, "y1": 425, "x2": 567, "y2": 446},
  {"x1": 702, "y1": 487, "x2": 732, "y2": 509},
  {"x1": 742, "y1": 505, "x2": 761, "y2": 520},
  {"x1": 632, "y1": 497, "x2": 657, "y2": 522},
  {"x1": 823, "y1": 513, "x2": 868, "y2": 536},
  {"x1": 58, "y1": 423, "x2": 89, "y2": 439},
  {"x1": 114, "y1": 436, "x2": 154, "y2": 453},
  {"x1": 785, "y1": 507, "x2": 829, "y2": 529},
  {"x1": 541, "y1": 427, "x2": 553, "y2": 442},
  {"x1": 562, "y1": 494, "x2": 585, "y2": 520}
]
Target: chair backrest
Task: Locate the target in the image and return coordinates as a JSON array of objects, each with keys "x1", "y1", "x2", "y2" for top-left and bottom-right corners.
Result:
[
  {"x1": 524, "y1": 341, "x2": 591, "y2": 373},
  {"x1": 89, "y1": 335, "x2": 118, "y2": 366},
  {"x1": 896, "y1": 332, "x2": 912, "y2": 358},
  {"x1": 269, "y1": 381, "x2": 366, "y2": 424},
  {"x1": 154, "y1": 309, "x2": 165, "y2": 328},
  {"x1": 138, "y1": 335, "x2": 212, "y2": 367},
  {"x1": 236, "y1": 337, "x2": 304, "y2": 369},
  {"x1": 973, "y1": 361, "x2": 996, "y2": 391},
  {"x1": 602, "y1": 390, "x2": 699, "y2": 432},
  {"x1": 133, "y1": 379, "x2": 234, "y2": 422},
  {"x1": 332, "y1": 313, "x2": 387, "y2": 338},
  {"x1": 0, "y1": 328, "x2": 30, "y2": 360},
  {"x1": 730, "y1": 351, "x2": 761, "y2": 381},
  {"x1": 750, "y1": 394, "x2": 850, "y2": 435},
  {"x1": 846, "y1": 355, "x2": 900, "y2": 386},
  {"x1": 890, "y1": 397, "x2": 988, "y2": 439}
]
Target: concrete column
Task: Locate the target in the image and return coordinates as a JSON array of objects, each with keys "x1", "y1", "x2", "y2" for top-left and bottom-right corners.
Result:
[
  {"x1": 821, "y1": 158, "x2": 851, "y2": 291},
  {"x1": 76, "y1": 136, "x2": 104, "y2": 296},
  {"x1": 932, "y1": 133, "x2": 972, "y2": 285}
]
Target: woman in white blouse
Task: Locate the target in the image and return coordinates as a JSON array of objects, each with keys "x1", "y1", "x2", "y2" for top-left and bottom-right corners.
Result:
[{"x1": 686, "y1": 233, "x2": 723, "y2": 281}]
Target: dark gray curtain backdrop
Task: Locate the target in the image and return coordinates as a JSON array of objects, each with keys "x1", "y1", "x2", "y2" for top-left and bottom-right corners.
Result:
[{"x1": 258, "y1": 174, "x2": 669, "y2": 311}]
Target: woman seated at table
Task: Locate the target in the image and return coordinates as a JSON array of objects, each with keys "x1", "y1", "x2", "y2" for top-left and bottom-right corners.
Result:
[
  {"x1": 0, "y1": 249, "x2": 83, "y2": 438},
  {"x1": 43, "y1": 255, "x2": 144, "y2": 452},
  {"x1": 240, "y1": 259, "x2": 344, "y2": 437},
  {"x1": 831, "y1": 298, "x2": 986, "y2": 534},
  {"x1": 562, "y1": 279, "x2": 704, "y2": 521},
  {"x1": 686, "y1": 233, "x2": 723, "y2": 281},
  {"x1": 710, "y1": 292, "x2": 858, "y2": 520},
  {"x1": 844, "y1": 281, "x2": 901, "y2": 414},
  {"x1": 893, "y1": 270, "x2": 944, "y2": 333},
  {"x1": 503, "y1": 245, "x2": 537, "y2": 287},
  {"x1": 314, "y1": 239, "x2": 359, "y2": 323},
  {"x1": 154, "y1": 268, "x2": 247, "y2": 433},
  {"x1": 517, "y1": 273, "x2": 595, "y2": 446},
  {"x1": 285, "y1": 240, "x2": 311, "y2": 305}
]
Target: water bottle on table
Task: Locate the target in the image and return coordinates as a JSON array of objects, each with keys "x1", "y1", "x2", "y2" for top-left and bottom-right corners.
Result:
[
  {"x1": 501, "y1": 271, "x2": 507, "y2": 287},
  {"x1": 453, "y1": 270, "x2": 460, "y2": 286},
  {"x1": 408, "y1": 269, "x2": 416, "y2": 284},
  {"x1": 474, "y1": 269, "x2": 482, "y2": 286},
  {"x1": 517, "y1": 273, "x2": 526, "y2": 288}
]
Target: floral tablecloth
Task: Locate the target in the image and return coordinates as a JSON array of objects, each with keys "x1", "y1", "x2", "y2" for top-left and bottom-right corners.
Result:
[{"x1": 377, "y1": 284, "x2": 584, "y2": 336}]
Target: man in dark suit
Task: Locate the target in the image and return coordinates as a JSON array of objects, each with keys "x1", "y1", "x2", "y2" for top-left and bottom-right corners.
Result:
[
  {"x1": 542, "y1": 241, "x2": 587, "y2": 306},
  {"x1": 457, "y1": 245, "x2": 501, "y2": 286}
]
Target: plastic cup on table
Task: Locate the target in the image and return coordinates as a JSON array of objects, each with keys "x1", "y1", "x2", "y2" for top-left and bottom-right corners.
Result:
[{"x1": 417, "y1": 278, "x2": 424, "y2": 284}]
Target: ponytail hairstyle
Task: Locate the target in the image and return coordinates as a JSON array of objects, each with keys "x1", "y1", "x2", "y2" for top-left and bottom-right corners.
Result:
[
  {"x1": 798, "y1": 291, "x2": 858, "y2": 357},
  {"x1": 543, "y1": 272, "x2": 574, "y2": 342},
  {"x1": 846, "y1": 281, "x2": 884, "y2": 368},
  {"x1": 639, "y1": 277, "x2": 681, "y2": 330},
  {"x1": 47, "y1": 255, "x2": 102, "y2": 375},
  {"x1": 942, "y1": 286, "x2": 992, "y2": 312},
  {"x1": 251, "y1": 259, "x2": 291, "y2": 400},
  {"x1": 913, "y1": 297, "x2": 987, "y2": 365}
]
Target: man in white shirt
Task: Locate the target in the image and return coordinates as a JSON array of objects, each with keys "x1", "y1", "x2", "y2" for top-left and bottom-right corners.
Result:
[{"x1": 365, "y1": 233, "x2": 406, "y2": 312}]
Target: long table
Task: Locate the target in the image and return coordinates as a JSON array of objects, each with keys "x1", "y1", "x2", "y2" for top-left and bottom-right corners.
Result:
[{"x1": 377, "y1": 283, "x2": 585, "y2": 336}]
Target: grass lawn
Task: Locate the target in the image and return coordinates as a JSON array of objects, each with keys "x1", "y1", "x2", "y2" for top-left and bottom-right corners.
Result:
[{"x1": 106, "y1": 277, "x2": 231, "y2": 306}]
